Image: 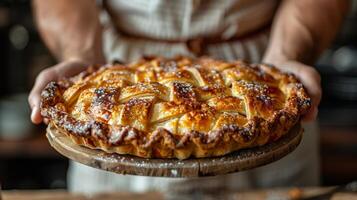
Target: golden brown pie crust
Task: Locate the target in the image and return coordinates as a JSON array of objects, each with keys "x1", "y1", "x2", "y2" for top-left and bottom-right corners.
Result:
[{"x1": 40, "y1": 56, "x2": 310, "y2": 159}]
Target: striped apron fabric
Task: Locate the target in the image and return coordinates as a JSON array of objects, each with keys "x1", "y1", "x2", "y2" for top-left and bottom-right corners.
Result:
[
  {"x1": 102, "y1": 0, "x2": 277, "y2": 63},
  {"x1": 68, "y1": 0, "x2": 320, "y2": 194}
]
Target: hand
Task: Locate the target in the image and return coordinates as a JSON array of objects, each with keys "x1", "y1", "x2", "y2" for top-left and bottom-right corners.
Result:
[
  {"x1": 28, "y1": 59, "x2": 91, "y2": 124},
  {"x1": 266, "y1": 60, "x2": 322, "y2": 122}
]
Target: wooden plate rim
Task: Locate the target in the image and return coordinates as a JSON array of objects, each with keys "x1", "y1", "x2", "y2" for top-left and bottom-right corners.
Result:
[{"x1": 46, "y1": 123, "x2": 303, "y2": 177}]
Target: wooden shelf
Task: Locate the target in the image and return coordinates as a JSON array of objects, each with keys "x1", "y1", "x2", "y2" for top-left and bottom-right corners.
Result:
[{"x1": 0, "y1": 127, "x2": 60, "y2": 158}]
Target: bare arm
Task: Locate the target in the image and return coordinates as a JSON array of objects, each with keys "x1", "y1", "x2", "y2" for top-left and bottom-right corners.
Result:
[
  {"x1": 264, "y1": 0, "x2": 348, "y2": 64},
  {"x1": 263, "y1": 0, "x2": 349, "y2": 121},
  {"x1": 29, "y1": 0, "x2": 105, "y2": 124},
  {"x1": 33, "y1": 0, "x2": 105, "y2": 63}
]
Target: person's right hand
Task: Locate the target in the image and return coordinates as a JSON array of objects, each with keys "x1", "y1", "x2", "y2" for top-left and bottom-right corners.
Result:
[{"x1": 28, "y1": 59, "x2": 91, "y2": 124}]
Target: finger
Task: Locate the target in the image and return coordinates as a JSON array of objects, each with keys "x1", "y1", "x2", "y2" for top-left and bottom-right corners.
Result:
[
  {"x1": 280, "y1": 62, "x2": 321, "y2": 104},
  {"x1": 277, "y1": 61, "x2": 322, "y2": 121},
  {"x1": 296, "y1": 66, "x2": 322, "y2": 106},
  {"x1": 296, "y1": 68, "x2": 321, "y2": 121},
  {"x1": 28, "y1": 60, "x2": 90, "y2": 125},
  {"x1": 28, "y1": 68, "x2": 57, "y2": 124},
  {"x1": 294, "y1": 67, "x2": 321, "y2": 121},
  {"x1": 31, "y1": 106, "x2": 43, "y2": 124},
  {"x1": 28, "y1": 88, "x2": 42, "y2": 124},
  {"x1": 302, "y1": 107, "x2": 318, "y2": 122}
]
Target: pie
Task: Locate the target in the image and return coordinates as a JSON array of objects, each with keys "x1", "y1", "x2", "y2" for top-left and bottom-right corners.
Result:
[{"x1": 41, "y1": 56, "x2": 311, "y2": 159}]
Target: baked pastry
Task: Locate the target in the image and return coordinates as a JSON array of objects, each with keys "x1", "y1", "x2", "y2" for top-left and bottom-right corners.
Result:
[{"x1": 41, "y1": 56, "x2": 310, "y2": 159}]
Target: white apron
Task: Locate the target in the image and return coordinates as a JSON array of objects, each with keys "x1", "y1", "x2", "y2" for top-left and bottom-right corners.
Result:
[{"x1": 68, "y1": 0, "x2": 320, "y2": 194}]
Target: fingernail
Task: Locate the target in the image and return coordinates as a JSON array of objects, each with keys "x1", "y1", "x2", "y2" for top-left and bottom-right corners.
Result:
[{"x1": 31, "y1": 106, "x2": 38, "y2": 122}]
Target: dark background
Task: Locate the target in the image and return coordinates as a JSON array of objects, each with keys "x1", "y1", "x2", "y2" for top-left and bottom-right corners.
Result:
[{"x1": 0, "y1": 0, "x2": 357, "y2": 190}]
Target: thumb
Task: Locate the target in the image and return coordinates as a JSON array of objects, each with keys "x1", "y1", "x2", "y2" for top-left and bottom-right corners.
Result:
[{"x1": 28, "y1": 68, "x2": 57, "y2": 124}]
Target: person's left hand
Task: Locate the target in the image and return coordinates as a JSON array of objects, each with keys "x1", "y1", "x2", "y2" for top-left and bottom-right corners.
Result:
[
  {"x1": 28, "y1": 58, "x2": 91, "y2": 124},
  {"x1": 265, "y1": 60, "x2": 322, "y2": 122}
]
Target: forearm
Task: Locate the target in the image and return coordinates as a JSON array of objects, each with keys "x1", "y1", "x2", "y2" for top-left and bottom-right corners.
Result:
[
  {"x1": 264, "y1": 0, "x2": 349, "y2": 65},
  {"x1": 32, "y1": 0, "x2": 105, "y2": 64}
]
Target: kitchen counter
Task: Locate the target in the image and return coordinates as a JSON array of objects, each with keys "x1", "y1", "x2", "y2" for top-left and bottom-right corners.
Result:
[{"x1": 1, "y1": 188, "x2": 357, "y2": 200}]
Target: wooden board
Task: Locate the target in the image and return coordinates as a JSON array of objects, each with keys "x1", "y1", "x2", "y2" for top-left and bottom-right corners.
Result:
[{"x1": 46, "y1": 123, "x2": 303, "y2": 177}]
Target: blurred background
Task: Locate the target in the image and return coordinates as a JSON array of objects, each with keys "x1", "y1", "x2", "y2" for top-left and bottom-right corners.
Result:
[{"x1": 0, "y1": 0, "x2": 356, "y2": 190}]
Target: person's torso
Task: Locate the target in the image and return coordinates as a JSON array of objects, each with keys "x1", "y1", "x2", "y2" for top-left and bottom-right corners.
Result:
[{"x1": 104, "y1": 0, "x2": 278, "y2": 40}]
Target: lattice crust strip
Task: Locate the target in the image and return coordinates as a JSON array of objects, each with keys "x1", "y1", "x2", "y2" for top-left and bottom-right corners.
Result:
[{"x1": 40, "y1": 56, "x2": 311, "y2": 159}]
